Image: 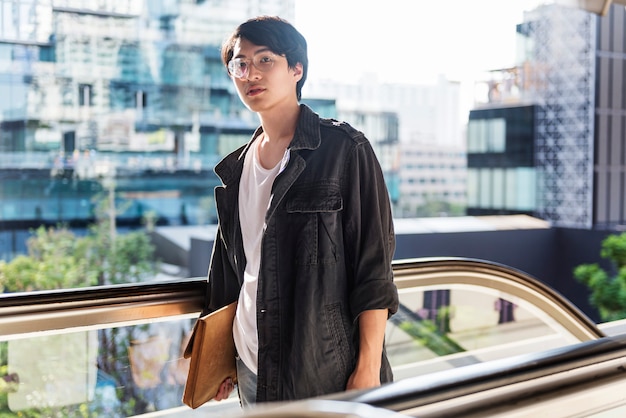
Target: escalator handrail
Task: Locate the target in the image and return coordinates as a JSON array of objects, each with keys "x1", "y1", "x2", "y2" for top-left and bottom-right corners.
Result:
[
  {"x1": 0, "y1": 277, "x2": 207, "y2": 337},
  {"x1": 0, "y1": 257, "x2": 603, "y2": 343},
  {"x1": 327, "y1": 332, "x2": 626, "y2": 415}
]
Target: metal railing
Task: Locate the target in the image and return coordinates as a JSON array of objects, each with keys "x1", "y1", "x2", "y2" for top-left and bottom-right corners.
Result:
[
  {"x1": 0, "y1": 258, "x2": 604, "y2": 341},
  {"x1": 0, "y1": 277, "x2": 206, "y2": 338}
]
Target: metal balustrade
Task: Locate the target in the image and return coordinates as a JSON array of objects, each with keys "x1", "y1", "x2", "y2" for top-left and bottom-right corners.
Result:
[{"x1": 0, "y1": 258, "x2": 614, "y2": 417}]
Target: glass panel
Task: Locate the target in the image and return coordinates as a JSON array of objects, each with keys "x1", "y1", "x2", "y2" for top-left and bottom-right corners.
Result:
[
  {"x1": 505, "y1": 168, "x2": 518, "y2": 209},
  {"x1": 7, "y1": 332, "x2": 98, "y2": 411},
  {"x1": 386, "y1": 284, "x2": 582, "y2": 381},
  {"x1": 492, "y1": 168, "x2": 505, "y2": 208},
  {"x1": 479, "y1": 169, "x2": 491, "y2": 207},
  {"x1": 489, "y1": 118, "x2": 506, "y2": 152},
  {"x1": 0, "y1": 316, "x2": 241, "y2": 417},
  {"x1": 467, "y1": 169, "x2": 478, "y2": 206},
  {"x1": 515, "y1": 167, "x2": 537, "y2": 210},
  {"x1": 477, "y1": 119, "x2": 487, "y2": 152}
]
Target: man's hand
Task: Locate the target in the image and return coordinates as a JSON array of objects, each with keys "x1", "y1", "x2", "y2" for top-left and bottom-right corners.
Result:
[
  {"x1": 346, "y1": 363, "x2": 380, "y2": 390},
  {"x1": 213, "y1": 377, "x2": 235, "y2": 401}
]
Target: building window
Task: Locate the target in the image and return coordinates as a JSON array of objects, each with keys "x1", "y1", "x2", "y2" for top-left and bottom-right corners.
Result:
[
  {"x1": 492, "y1": 168, "x2": 505, "y2": 207},
  {"x1": 469, "y1": 167, "x2": 536, "y2": 212},
  {"x1": 489, "y1": 118, "x2": 506, "y2": 152},
  {"x1": 468, "y1": 118, "x2": 506, "y2": 152},
  {"x1": 512, "y1": 168, "x2": 536, "y2": 211},
  {"x1": 480, "y1": 169, "x2": 491, "y2": 207},
  {"x1": 135, "y1": 90, "x2": 147, "y2": 109},
  {"x1": 78, "y1": 84, "x2": 93, "y2": 107},
  {"x1": 468, "y1": 169, "x2": 478, "y2": 206}
]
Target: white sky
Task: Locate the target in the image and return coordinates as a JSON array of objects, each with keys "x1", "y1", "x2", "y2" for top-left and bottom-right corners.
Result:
[
  {"x1": 295, "y1": 0, "x2": 544, "y2": 87},
  {"x1": 293, "y1": 0, "x2": 548, "y2": 122}
]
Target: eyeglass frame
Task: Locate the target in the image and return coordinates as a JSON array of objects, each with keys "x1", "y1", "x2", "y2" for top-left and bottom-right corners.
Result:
[{"x1": 227, "y1": 51, "x2": 282, "y2": 79}]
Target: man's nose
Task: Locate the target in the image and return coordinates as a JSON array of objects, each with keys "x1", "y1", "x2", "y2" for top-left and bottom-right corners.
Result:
[{"x1": 245, "y1": 64, "x2": 262, "y2": 80}]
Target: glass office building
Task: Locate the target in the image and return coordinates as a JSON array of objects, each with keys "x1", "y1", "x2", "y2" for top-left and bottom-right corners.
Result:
[
  {"x1": 467, "y1": 4, "x2": 626, "y2": 229},
  {"x1": 0, "y1": 0, "x2": 302, "y2": 257},
  {"x1": 466, "y1": 105, "x2": 537, "y2": 216}
]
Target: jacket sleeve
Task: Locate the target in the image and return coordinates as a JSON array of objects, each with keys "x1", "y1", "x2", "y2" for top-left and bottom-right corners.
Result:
[
  {"x1": 203, "y1": 225, "x2": 241, "y2": 315},
  {"x1": 343, "y1": 136, "x2": 399, "y2": 320}
]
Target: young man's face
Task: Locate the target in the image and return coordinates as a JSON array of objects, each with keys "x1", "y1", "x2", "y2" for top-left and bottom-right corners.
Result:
[{"x1": 228, "y1": 38, "x2": 302, "y2": 113}]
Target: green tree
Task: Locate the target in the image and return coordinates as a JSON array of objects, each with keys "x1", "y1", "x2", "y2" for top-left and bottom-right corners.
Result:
[
  {"x1": 0, "y1": 193, "x2": 161, "y2": 417},
  {"x1": 574, "y1": 232, "x2": 626, "y2": 322},
  {"x1": 0, "y1": 192, "x2": 158, "y2": 291},
  {"x1": 0, "y1": 225, "x2": 98, "y2": 291},
  {"x1": 415, "y1": 199, "x2": 465, "y2": 218}
]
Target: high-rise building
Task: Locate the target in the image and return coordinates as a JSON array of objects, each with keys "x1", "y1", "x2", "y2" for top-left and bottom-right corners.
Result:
[
  {"x1": 305, "y1": 75, "x2": 466, "y2": 217},
  {"x1": 0, "y1": 0, "x2": 299, "y2": 257},
  {"x1": 467, "y1": 3, "x2": 626, "y2": 230}
]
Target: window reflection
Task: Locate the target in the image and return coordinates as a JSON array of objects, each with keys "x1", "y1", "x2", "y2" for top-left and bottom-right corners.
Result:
[
  {"x1": 386, "y1": 284, "x2": 581, "y2": 380},
  {"x1": 1, "y1": 317, "x2": 208, "y2": 416}
]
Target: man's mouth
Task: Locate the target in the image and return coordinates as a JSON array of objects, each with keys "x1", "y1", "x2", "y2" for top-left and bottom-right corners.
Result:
[{"x1": 247, "y1": 86, "x2": 265, "y2": 96}]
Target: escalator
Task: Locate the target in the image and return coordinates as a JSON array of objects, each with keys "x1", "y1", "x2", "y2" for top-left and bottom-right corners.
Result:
[
  {"x1": 0, "y1": 257, "x2": 615, "y2": 417},
  {"x1": 239, "y1": 333, "x2": 626, "y2": 417},
  {"x1": 386, "y1": 257, "x2": 603, "y2": 381}
]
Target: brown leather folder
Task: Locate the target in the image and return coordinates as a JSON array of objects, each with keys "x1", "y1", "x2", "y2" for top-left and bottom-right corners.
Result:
[{"x1": 182, "y1": 301, "x2": 238, "y2": 409}]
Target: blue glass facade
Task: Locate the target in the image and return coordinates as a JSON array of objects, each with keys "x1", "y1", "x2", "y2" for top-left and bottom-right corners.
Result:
[{"x1": 0, "y1": 1, "x2": 324, "y2": 257}]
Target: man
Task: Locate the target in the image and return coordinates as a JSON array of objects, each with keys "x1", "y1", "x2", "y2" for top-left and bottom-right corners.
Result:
[{"x1": 205, "y1": 15, "x2": 398, "y2": 406}]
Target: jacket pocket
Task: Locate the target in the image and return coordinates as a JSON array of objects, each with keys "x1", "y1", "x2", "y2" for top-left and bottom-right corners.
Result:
[
  {"x1": 324, "y1": 302, "x2": 352, "y2": 374},
  {"x1": 285, "y1": 182, "x2": 342, "y2": 265},
  {"x1": 285, "y1": 181, "x2": 342, "y2": 213}
]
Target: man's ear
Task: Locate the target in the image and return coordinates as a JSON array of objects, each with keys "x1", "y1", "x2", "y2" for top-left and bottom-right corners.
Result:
[{"x1": 293, "y1": 63, "x2": 303, "y2": 81}]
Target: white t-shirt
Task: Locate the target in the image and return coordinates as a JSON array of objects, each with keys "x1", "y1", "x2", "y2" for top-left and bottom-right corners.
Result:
[{"x1": 233, "y1": 137, "x2": 289, "y2": 375}]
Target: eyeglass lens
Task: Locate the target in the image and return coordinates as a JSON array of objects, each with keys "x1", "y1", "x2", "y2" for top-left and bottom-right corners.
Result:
[{"x1": 228, "y1": 53, "x2": 276, "y2": 79}]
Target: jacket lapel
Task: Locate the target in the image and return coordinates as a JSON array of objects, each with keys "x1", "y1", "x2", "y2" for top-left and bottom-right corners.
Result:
[{"x1": 265, "y1": 105, "x2": 321, "y2": 223}]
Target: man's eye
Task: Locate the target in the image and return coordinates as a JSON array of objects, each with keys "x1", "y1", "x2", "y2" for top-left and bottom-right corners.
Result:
[
  {"x1": 258, "y1": 55, "x2": 274, "y2": 65},
  {"x1": 238, "y1": 61, "x2": 248, "y2": 69}
]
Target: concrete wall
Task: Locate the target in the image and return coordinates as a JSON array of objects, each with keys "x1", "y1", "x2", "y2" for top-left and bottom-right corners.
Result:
[
  {"x1": 190, "y1": 237, "x2": 213, "y2": 278},
  {"x1": 553, "y1": 228, "x2": 615, "y2": 322},
  {"x1": 395, "y1": 229, "x2": 556, "y2": 281},
  {"x1": 395, "y1": 227, "x2": 613, "y2": 322}
]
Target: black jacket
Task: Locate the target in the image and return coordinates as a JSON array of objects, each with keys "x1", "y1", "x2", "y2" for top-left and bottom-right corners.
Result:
[{"x1": 205, "y1": 104, "x2": 399, "y2": 402}]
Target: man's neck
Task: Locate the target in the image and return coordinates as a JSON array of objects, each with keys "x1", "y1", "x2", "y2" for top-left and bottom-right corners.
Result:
[
  {"x1": 258, "y1": 102, "x2": 300, "y2": 143},
  {"x1": 256, "y1": 103, "x2": 300, "y2": 169}
]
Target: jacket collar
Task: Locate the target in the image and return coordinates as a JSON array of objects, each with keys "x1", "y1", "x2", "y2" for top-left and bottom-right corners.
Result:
[
  {"x1": 289, "y1": 104, "x2": 321, "y2": 152},
  {"x1": 252, "y1": 103, "x2": 321, "y2": 152},
  {"x1": 214, "y1": 104, "x2": 320, "y2": 186}
]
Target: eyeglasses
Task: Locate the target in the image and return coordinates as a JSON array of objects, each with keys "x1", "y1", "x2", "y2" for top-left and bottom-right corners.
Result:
[{"x1": 227, "y1": 52, "x2": 279, "y2": 79}]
